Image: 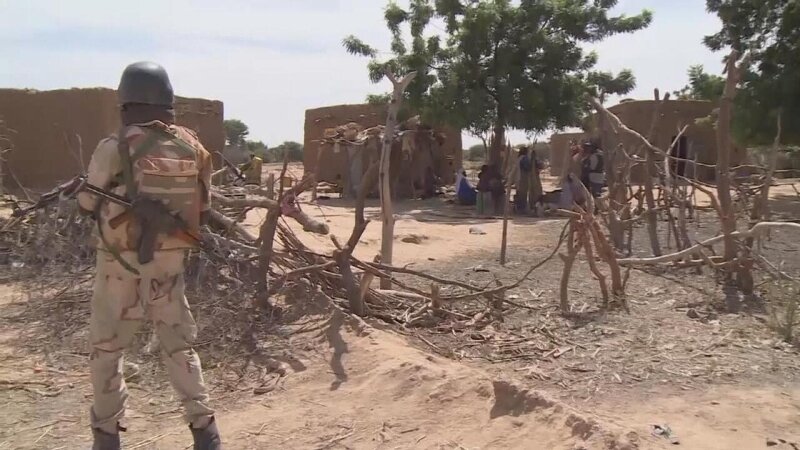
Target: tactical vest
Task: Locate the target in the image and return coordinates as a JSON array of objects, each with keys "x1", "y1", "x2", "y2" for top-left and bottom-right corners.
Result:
[{"x1": 117, "y1": 124, "x2": 202, "y2": 234}]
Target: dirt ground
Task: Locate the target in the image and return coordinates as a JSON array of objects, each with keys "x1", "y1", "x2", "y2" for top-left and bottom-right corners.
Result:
[{"x1": 1, "y1": 171, "x2": 800, "y2": 449}]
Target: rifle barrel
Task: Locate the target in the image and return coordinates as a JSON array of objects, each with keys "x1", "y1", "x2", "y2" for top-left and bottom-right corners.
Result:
[{"x1": 83, "y1": 184, "x2": 131, "y2": 207}]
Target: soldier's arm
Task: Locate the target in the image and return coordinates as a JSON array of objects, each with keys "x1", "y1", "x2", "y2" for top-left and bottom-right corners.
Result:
[{"x1": 77, "y1": 137, "x2": 120, "y2": 215}]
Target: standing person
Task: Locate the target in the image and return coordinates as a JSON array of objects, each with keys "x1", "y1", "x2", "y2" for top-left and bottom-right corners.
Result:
[
  {"x1": 528, "y1": 148, "x2": 544, "y2": 215},
  {"x1": 476, "y1": 164, "x2": 491, "y2": 216},
  {"x1": 580, "y1": 140, "x2": 605, "y2": 198},
  {"x1": 515, "y1": 147, "x2": 532, "y2": 214},
  {"x1": 77, "y1": 61, "x2": 222, "y2": 450}
]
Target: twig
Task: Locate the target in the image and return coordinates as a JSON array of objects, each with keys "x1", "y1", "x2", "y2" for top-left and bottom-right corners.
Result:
[
  {"x1": 128, "y1": 432, "x2": 176, "y2": 449},
  {"x1": 314, "y1": 430, "x2": 355, "y2": 450}
]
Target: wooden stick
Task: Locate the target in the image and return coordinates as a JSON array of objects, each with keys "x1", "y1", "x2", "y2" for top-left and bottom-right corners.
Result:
[
  {"x1": 210, "y1": 190, "x2": 278, "y2": 210},
  {"x1": 592, "y1": 90, "x2": 666, "y2": 256},
  {"x1": 208, "y1": 208, "x2": 257, "y2": 242},
  {"x1": 559, "y1": 221, "x2": 582, "y2": 314},
  {"x1": 379, "y1": 71, "x2": 417, "y2": 289},
  {"x1": 500, "y1": 141, "x2": 514, "y2": 265},
  {"x1": 579, "y1": 223, "x2": 609, "y2": 306},
  {"x1": 335, "y1": 160, "x2": 380, "y2": 316},
  {"x1": 618, "y1": 222, "x2": 800, "y2": 266}
]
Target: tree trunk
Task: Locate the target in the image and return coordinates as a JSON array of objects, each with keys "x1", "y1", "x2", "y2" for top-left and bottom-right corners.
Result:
[
  {"x1": 489, "y1": 121, "x2": 506, "y2": 167},
  {"x1": 716, "y1": 51, "x2": 752, "y2": 293},
  {"x1": 379, "y1": 71, "x2": 417, "y2": 289},
  {"x1": 716, "y1": 55, "x2": 739, "y2": 262}
]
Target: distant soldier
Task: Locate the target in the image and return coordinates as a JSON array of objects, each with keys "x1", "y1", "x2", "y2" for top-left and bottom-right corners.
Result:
[
  {"x1": 240, "y1": 153, "x2": 263, "y2": 185},
  {"x1": 77, "y1": 61, "x2": 222, "y2": 450}
]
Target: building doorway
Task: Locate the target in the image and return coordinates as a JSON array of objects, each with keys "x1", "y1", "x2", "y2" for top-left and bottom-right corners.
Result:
[{"x1": 669, "y1": 135, "x2": 689, "y2": 178}]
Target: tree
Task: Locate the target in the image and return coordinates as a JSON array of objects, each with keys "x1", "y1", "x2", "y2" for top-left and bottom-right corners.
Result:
[
  {"x1": 673, "y1": 65, "x2": 725, "y2": 101},
  {"x1": 705, "y1": 0, "x2": 800, "y2": 144},
  {"x1": 366, "y1": 93, "x2": 392, "y2": 105},
  {"x1": 223, "y1": 119, "x2": 249, "y2": 147},
  {"x1": 344, "y1": 0, "x2": 652, "y2": 164},
  {"x1": 246, "y1": 140, "x2": 268, "y2": 159},
  {"x1": 268, "y1": 141, "x2": 304, "y2": 162},
  {"x1": 465, "y1": 144, "x2": 486, "y2": 162},
  {"x1": 587, "y1": 69, "x2": 638, "y2": 104}
]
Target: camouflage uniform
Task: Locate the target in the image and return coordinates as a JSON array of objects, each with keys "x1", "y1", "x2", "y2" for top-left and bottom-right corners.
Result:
[
  {"x1": 78, "y1": 121, "x2": 213, "y2": 434},
  {"x1": 241, "y1": 155, "x2": 263, "y2": 185}
]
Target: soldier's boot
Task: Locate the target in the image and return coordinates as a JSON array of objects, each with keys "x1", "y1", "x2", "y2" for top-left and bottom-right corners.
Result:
[
  {"x1": 91, "y1": 428, "x2": 121, "y2": 450},
  {"x1": 190, "y1": 417, "x2": 222, "y2": 450}
]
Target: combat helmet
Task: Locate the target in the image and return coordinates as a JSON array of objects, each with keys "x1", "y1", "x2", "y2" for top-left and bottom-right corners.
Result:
[{"x1": 117, "y1": 61, "x2": 174, "y2": 106}]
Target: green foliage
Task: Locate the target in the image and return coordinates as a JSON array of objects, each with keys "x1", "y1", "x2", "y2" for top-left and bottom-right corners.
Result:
[
  {"x1": 365, "y1": 93, "x2": 393, "y2": 105},
  {"x1": 464, "y1": 144, "x2": 486, "y2": 162},
  {"x1": 223, "y1": 119, "x2": 249, "y2": 146},
  {"x1": 267, "y1": 141, "x2": 304, "y2": 163},
  {"x1": 240, "y1": 140, "x2": 303, "y2": 163},
  {"x1": 344, "y1": 0, "x2": 651, "y2": 161},
  {"x1": 672, "y1": 65, "x2": 726, "y2": 101},
  {"x1": 587, "y1": 69, "x2": 638, "y2": 102},
  {"x1": 246, "y1": 140, "x2": 268, "y2": 159},
  {"x1": 705, "y1": 0, "x2": 800, "y2": 145},
  {"x1": 342, "y1": 35, "x2": 378, "y2": 58}
]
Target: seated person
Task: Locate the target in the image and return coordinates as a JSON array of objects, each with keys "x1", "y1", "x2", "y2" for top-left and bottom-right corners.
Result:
[{"x1": 456, "y1": 169, "x2": 477, "y2": 206}]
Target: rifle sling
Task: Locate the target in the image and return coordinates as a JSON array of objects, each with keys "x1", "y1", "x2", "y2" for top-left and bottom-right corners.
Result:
[{"x1": 94, "y1": 201, "x2": 140, "y2": 276}]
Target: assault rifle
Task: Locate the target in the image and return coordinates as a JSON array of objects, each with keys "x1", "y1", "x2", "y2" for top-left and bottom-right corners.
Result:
[
  {"x1": 11, "y1": 175, "x2": 129, "y2": 217},
  {"x1": 12, "y1": 175, "x2": 200, "y2": 265},
  {"x1": 217, "y1": 152, "x2": 246, "y2": 182}
]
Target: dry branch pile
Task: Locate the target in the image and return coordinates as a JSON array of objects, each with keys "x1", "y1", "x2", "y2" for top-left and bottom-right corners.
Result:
[{"x1": 0, "y1": 162, "x2": 551, "y2": 338}]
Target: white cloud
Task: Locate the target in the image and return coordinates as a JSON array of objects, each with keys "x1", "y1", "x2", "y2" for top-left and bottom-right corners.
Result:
[{"x1": 0, "y1": 0, "x2": 724, "y2": 148}]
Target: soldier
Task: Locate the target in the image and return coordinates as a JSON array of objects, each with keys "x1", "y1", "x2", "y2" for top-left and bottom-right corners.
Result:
[
  {"x1": 77, "y1": 61, "x2": 222, "y2": 450},
  {"x1": 240, "y1": 152, "x2": 263, "y2": 185}
]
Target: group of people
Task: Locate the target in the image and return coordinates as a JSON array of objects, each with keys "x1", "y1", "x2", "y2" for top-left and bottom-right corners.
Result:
[
  {"x1": 454, "y1": 162, "x2": 505, "y2": 215},
  {"x1": 455, "y1": 145, "x2": 545, "y2": 217},
  {"x1": 456, "y1": 139, "x2": 605, "y2": 216},
  {"x1": 560, "y1": 139, "x2": 605, "y2": 209},
  {"x1": 511, "y1": 146, "x2": 545, "y2": 215}
]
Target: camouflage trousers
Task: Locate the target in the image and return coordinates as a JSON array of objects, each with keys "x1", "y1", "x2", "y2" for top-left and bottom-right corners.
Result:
[{"x1": 89, "y1": 250, "x2": 213, "y2": 434}]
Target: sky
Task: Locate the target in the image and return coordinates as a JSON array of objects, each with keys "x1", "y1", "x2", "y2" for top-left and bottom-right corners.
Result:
[{"x1": 0, "y1": 0, "x2": 724, "y2": 148}]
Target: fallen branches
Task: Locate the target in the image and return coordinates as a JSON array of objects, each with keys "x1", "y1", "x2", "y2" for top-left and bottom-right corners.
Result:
[{"x1": 619, "y1": 222, "x2": 800, "y2": 266}]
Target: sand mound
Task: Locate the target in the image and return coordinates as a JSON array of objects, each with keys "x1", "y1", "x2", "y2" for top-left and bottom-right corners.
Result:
[{"x1": 146, "y1": 294, "x2": 641, "y2": 449}]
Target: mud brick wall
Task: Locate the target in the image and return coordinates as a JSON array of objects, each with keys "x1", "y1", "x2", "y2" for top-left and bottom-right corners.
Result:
[
  {"x1": 549, "y1": 100, "x2": 744, "y2": 183},
  {"x1": 304, "y1": 103, "x2": 463, "y2": 188},
  {"x1": 0, "y1": 88, "x2": 224, "y2": 189}
]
